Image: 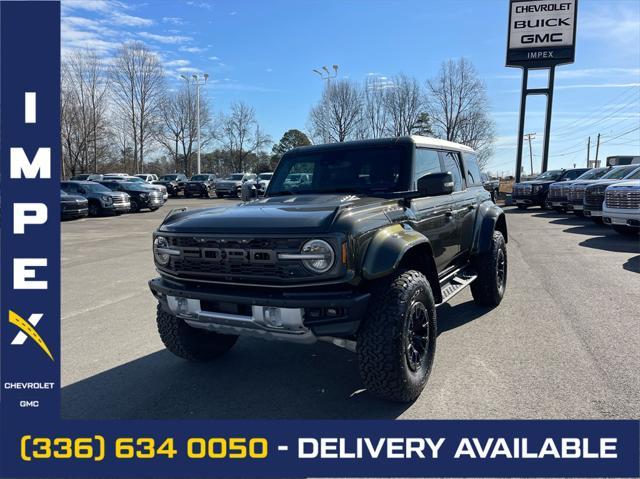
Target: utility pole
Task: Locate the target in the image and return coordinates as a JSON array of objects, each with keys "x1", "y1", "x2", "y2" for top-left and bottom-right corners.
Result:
[
  {"x1": 181, "y1": 73, "x2": 209, "y2": 175},
  {"x1": 586, "y1": 136, "x2": 591, "y2": 167},
  {"x1": 594, "y1": 133, "x2": 601, "y2": 168},
  {"x1": 524, "y1": 132, "x2": 536, "y2": 175}
]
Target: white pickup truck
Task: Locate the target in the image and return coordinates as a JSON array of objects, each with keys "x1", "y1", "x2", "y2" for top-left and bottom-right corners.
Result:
[{"x1": 603, "y1": 176, "x2": 640, "y2": 236}]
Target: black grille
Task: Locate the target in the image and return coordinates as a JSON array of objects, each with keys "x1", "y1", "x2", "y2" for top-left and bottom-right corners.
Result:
[
  {"x1": 163, "y1": 236, "x2": 315, "y2": 282},
  {"x1": 584, "y1": 189, "x2": 604, "y2": 207}
]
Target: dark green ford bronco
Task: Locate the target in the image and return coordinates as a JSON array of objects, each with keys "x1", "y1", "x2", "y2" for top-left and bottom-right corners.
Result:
[{"x1": 149, "y1": 136, "x2": 508, "y2": 402}]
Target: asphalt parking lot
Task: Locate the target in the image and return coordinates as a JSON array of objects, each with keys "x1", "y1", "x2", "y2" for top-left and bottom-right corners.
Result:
[{"x1": 61, "y1": 200, "x2": 640, "y2": 419}]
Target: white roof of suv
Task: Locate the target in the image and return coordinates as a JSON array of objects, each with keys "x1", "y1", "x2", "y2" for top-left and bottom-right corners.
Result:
[{"x1": 410, "y1": 135, "x2": 475, "y2": 153}]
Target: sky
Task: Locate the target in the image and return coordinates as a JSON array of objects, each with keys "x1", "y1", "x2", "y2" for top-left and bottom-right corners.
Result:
[{"x1": 61, "y1": 0, "x2": 640, "y2": 175}]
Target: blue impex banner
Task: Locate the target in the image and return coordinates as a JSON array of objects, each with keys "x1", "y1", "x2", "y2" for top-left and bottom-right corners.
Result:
[{"x1": 0, "y1": 1, "x2": 639, "y2": 478}]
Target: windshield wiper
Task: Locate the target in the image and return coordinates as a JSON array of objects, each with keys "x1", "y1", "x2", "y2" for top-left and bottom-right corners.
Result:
[{"x1": 269, "y1": 190, "x2": 295, "y2": 196}]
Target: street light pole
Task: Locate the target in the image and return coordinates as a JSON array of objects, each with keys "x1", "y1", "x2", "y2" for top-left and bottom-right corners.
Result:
[
  {"x1": 181, "y1": 73, "x2": 209, "y2": 175},
  {"x1": 312, "y1": 65, "x2": 339, "y2": 143}
]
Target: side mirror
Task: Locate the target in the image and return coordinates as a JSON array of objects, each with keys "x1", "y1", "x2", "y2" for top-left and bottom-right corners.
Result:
[{"x1": 417, "y1": 172, "x2": 454, "y2": 197}]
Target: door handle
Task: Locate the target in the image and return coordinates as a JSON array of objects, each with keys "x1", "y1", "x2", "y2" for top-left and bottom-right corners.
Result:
[
  {"x1": 445, "y1": 211, "x2": 453, "y2": 220},
  {"x1": 467, "y1": 204, "x2": 476, "y2": 211}
]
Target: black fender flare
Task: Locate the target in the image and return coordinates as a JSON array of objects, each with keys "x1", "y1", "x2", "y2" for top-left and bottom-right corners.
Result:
[
  {"x1": 361, "y1": 224, "x2": 432, "y2": 280},
  {"x1": 473, "y1": 202, "x2": 508, "y2": 254}
]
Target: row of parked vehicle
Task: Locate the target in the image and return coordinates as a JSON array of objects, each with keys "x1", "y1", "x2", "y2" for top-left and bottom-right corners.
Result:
[
  {"x1": 60, "y1": 171, "x2": 277, "y2": 221},
  {"x1": 512, "y1": 163, "x2": 640, "y2": 236},
  {"x1": 60, "y1": 173, "x2": 169, "y2": 220}
]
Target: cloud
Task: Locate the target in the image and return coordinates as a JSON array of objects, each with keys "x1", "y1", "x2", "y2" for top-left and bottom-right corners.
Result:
[
  {"x1": 208, "y1": 56, "x2": 220, "y2": 61},
  {"x1": 582, "y1": 3, "x2": 640, "y2": 50},
  {"x1": 62, "y1": 0, "x2": 117, "y2": 13},
  {"x1": 179, "y1": 46, "x2": 206, "y2": 53},
  {"x1": 162, "y1": 16, "x2": 184, "y2": 25},
  {"x1": 138, "y1": 32, "x2": 192, "y2": 44},
  {"x1": 186, "y1": 1, "x2": 212, "y2": 9},
  {"x1": 111, "y1": 11, "x2": 153, "y2": 27},
  {"x1": 177, "y1": 67, "x2": 201, "y2": 73},
  {"x1": 229, "y1": 11, "x2": 238, "y2": 16},
  {"x1": 554, "y1": 83, "x2": 640, "y2": 90},
  {"x1": 266, "y1": 68, "x2": 273, "y2": 73},
  {"x1": 164, "y1": 59, "x2": 190, "y2": 67}
]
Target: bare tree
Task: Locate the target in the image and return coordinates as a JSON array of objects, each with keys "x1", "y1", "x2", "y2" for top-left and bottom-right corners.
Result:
[
  {"x1": 361, "y1": 75, "x2": 389, "y2": 139},
  {"x1": 221, "y1": 102, "x2": 271, "y2": 172},
  {"x1": 383, "y1": 74, "x2": 424, "y2": 137},
  {"x1": 111, "y1": 41, "x2": 165, "y2": 174},
  {"x1": 60, "y1": 50, "x2": 110, "y2": 177},
  {"x1": 426, "y1": 58, "x2": 495, "y2": 162},
  {"x1": 309, "y1": 79, "x2": 362, "y2": 143}
]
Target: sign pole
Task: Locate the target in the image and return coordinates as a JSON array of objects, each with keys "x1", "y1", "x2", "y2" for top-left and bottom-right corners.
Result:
[
  {"x1": 515, "y1": 68, "x2": 528, "y2": 183},
  {"x1": 540, "y1": 66, "x2": 556, "y2": 174}
]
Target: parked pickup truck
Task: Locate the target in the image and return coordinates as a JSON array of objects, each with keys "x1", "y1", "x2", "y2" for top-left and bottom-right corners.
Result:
[
  {"x1": 512, "y1": 168, "x2": 589, "y2": 209},
  {"x1": 148, "y1": 136, "x2": 508, "y2": 402},
  {"x1": 603, "y1": 177, "x2": 640, "y2": 236}
]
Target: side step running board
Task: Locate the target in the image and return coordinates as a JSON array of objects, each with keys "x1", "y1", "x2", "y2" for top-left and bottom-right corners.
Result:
[{"x1": 438, "y1": 267, "x2": 477, "y2": 304}]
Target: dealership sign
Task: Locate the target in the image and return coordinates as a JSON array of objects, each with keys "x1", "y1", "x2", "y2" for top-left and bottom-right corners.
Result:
[{"x1": 507, "y1": 0, "x2": 577, "y2": 68}]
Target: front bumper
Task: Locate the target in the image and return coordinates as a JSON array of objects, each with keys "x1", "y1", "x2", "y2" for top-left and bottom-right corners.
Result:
[
  {"x1": 603, "y1": 208, "x2": 640, "y2": 227},
  {"x1": 149, "y1": 277, "x2": 369, "y2": 341},
  {"x1": 583, "y1": 204, "x2": 603, "y2": 217},
  {"x1": 513, "y1": 193, "x2": 544, "y2": 206},
  {"x1": 185, "y1": 184, "x2": 210, "y2": 195},
  {"x1": 61, "y1": 206, "x2": 88, "y2": 219}
]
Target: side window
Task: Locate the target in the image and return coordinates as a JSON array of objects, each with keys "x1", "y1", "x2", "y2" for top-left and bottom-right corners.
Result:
[
  {"x1": 441, "y1": 151, "x2": 464, "y2": 192},
  {"x1": 463, "y1": 153, "x2": 483, "y2": 186},
  {"x1": 414, "y1": 148, "x2": 442, "y2": 182}
]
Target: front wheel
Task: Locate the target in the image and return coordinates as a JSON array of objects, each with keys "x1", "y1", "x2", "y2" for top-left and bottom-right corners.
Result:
[
  {"x1": 470, "y1": 231, "x2": 507, "y2": 307},
  {"x1": 517, "y1": 204, "x2": 528, "y2": 210},
  {"x1": 216, "y1": 193, "x2": 224, "y2": 198},
  {"x1": 357, "y1": 270, "x2": 437, "y2": 402},
  {"x1": 156, "y1": 305, "x2": 238, "y2": 361},
  {"x1": 88, "y1": 201, "x2": 100, "y2": 217},
  {"x1": 574, "y1": 210, "x2": 584, "y2": 217}
]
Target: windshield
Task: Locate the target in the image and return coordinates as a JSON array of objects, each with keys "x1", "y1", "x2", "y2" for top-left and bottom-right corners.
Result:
[
  {"x1": 601, "y1": 165, "x2": 638, "y2": 180},
  {"x1": 125, "y1": 177, "x2": 144, "y2": 182},
  {"x1": 534, "y1": 170, "x2": 564, "y2": 181},
  {"x1": 226, "y1": 174, "x2": 244, "y2": 180},
  {"x1": 624, "y1": 167, "x2": 640, "y2": 180},
  {"x1": 191, "y1": 175, "x2": 210, "y2": 181},
  {"x1": 160, "y1": 175, "x2": 178, "y2": 181},
  {"x1": 84, "y1": 183, "x2": 111, "y2": 193},
  {"x1": 576, "y1": 168, "x2": 607, "y2": 180},
  {"x1": 258, "y1": 173, "x2": 272, "y2": 180},
  {"x1": 268, "y1": 145, "x2": 411, "y2": 196}
]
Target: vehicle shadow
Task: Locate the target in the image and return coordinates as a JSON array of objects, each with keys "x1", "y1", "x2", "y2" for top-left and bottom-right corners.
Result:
[
  {"x1": 61, "y1": 299, "x2": 493, "y2": 421},
  {"x1": 61, "y1": 339, "x2": 409, "y2": 420},
  {"x1": 623, "y1": 255, "x2": 640, "y2": 274},
  {"x1": 437, "y1": 300, "x2": 491, "y2": 334},
  {"x1": 579, "y1": 235, "x2": 640, "y2": 254}
]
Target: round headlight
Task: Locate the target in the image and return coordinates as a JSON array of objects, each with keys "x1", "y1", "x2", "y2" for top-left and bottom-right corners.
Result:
[
  {"x1": 154, "y1": 236, "x2": 171, "y2": 266},
  {"x1": 301, "y1": 239, "x2": 335, "y2": 274}
]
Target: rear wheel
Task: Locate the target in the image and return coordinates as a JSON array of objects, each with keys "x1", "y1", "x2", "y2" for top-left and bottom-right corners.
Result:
[
  {"x1": 470, "y1": 231, "x2": 507, "y2": 307},
  {"x1": 357, "y1": 270, "x2": 437, "y2": 402},
  {"x1": 156, "y1": 305, "x2": 238, "y2": 361}
]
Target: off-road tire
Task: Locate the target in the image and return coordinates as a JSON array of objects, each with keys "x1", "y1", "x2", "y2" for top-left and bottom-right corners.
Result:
[
  {"x1": 612, "y1": 225, "x2": 639, "y2": 236},
  {"x1": 156, "y1": 304, "x2": 238, "y2": 361},
  {"x1": 130, "y1": 199, "x2": 141, "y2": 213},
  {"x1": 357, "y1": 270, "x2": 437, "y2": 403},
  {"x1": 470, "y1": 231, "x2": 507, "y2": 307}
]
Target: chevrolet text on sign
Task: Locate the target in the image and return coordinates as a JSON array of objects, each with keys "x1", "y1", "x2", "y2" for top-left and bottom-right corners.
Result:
[{"x1": 506, "y1": 0, "x2": 577, "y2": 67}]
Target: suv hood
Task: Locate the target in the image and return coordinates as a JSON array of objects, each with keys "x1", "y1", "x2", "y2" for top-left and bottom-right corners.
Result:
[
  {"x1": 516, "y1": 180, "x2": 556, "y2": 186},
  {"x1": 160, "y1": 194, "x2": 367, "y2": 234},
  {"x1": 607, "y1": 179, "x2": 640, "y2": 190}
]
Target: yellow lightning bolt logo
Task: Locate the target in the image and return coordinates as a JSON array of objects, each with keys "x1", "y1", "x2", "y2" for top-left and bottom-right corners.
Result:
[{"x1": 9, "y1": 310, "x2": 54, "y2": 361}]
